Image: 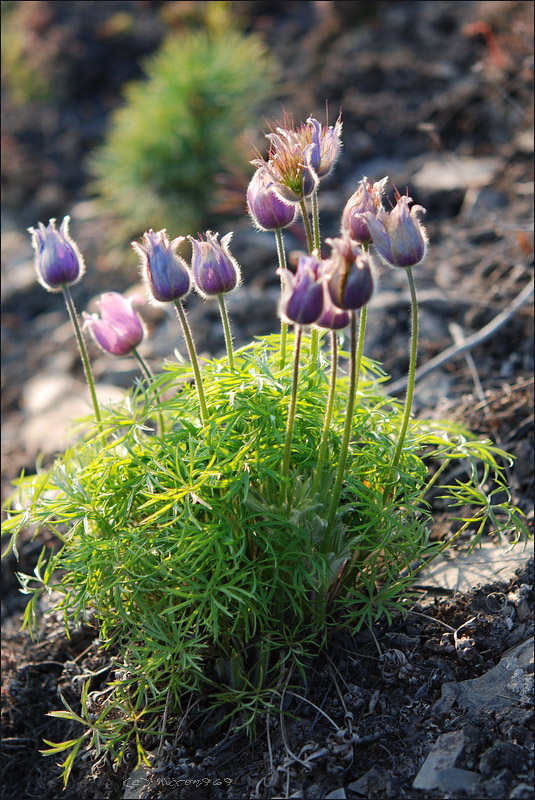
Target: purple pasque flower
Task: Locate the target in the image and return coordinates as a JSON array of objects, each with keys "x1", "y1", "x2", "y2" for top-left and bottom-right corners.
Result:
[
  {"x1": 325, "y1": 236, "x2": 374, "y2": 311},
  {"x1": 278, "y1": 253, "x2": 324, "y2": 326},
  {"x1": 28, "y1": 216, "x2": 85, "y2": 292},
  {"x1": 305, "y1": 113, "x2": 342, "y2": 179},
  {"x1": 364, "y1": 191, "x2": 428, "y2": 268},
  {"x1": 247, "y1": 167, "x2": 297, "y2": 231},
  {"x1": 188, "y1": 231, "x2": 241, "y2": 298},
  {"x1": 315, "y1": 285, "x2": 350, "y2": 330},
  {"x1": 341, "y1": 176, "x2": 388, "y2": 245},
  {"x1": 132, "y1": 229, "x2": 191, "y2": 304},
  {"x1": 253, "y1": 115, "x2": 319, "y2": 204},
  {"x1": 83, "y1": 292, "x2": 145, "y2": 356}
]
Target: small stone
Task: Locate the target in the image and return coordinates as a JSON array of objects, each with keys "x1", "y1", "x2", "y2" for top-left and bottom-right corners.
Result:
[
  {"x1": 435, "y1": 767, "x2": 481, "y2": 794},
  {"x1": 432, "y1": 682, "x2": 459, "y2": 715},
  {"x1": 509, "y1": 782, "x2": 535, "y2": 799},
  {"x1": 413, "y1": 729, "x2": 465, "y2": 790},
  {"x1": 325, "y1": 789, "x2": 346, "y2": 800}
]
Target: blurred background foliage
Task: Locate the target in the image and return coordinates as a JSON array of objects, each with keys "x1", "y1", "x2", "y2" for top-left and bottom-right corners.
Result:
[
  {"x1": 1, "y1": 0, "x2": 279, "y2": 240},
  {"x1": 88, "y1": 2, "x2": 279, "y2": 240}
]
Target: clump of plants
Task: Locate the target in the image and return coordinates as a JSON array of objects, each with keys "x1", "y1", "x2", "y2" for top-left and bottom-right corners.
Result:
[
  {"x1": 88, "y1": 1, "x2": 278, "y2": 240},
  {"x1": 2, "y1": 109, "x2": 527, "y2": 785}
]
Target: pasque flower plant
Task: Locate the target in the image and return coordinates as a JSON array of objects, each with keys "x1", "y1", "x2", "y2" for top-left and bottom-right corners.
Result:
[{"x1": 3, "y1": 108, "x2": 527, "y2": 785}]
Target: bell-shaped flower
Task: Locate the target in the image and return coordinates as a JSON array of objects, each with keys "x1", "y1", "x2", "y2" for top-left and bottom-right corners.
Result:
[
  {"x1": 188, "y1": 231, "x2": 241, "y2": 298},
  {"x1": 247, "y1": 167, "x2": 297, "y2": 231},
  {"x1": 278, "y1": 253, "x2": 324, "y2": 326},
  {"x1": 315, "y1": 285, "x2": 350, "y2": 330},
  {"x1": 132, "y1": 229, "x2": 191, "y2": 304},
  {"x1": 28, "y1": 216, "x2": 85, "y2": 292},
  {"x1": 83, "y1": 292, "x2": 145, "y2": 356},
  {"x1": 364, "y1": 193, "x2": 428, "y2": 268},
  {"x1": 304, "y1": 114, "x2": 343, "y2": 179},
  {"x1": 254, "y1": 116, "x2": 319, "y2": 204},
  {"x1": 341, "y1": 176, "x2": 388, "y2": 245},
  {"x1": 325, "y1": 237, "x2": 374, "y2": 311}
]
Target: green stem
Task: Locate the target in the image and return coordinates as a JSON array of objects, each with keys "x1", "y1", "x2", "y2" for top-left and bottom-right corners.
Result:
[
  {"x1": 281, "y1": 327, "x2": 303, "y2": 504},
  {"x1": 132, "y1": 348, "x2": 164, "y2": 436},
  {"x1": 299, "y1": 197, "x2": 314, "y2": 254},
  {"x1": 312, "y1": 331, "x2": 338, "y2": 494},
  {"x1": 61, "y1": 285, "x2": 101, "y2": 425},
  {"x1": 324, "y1": 307, "x2": 367, "y2": 551},
  {"x1": 389, "y1": 266, "x2": 419, "y2": 475},
  {"x1": 173, "y1": 299, "x2": 208, "y2": 425},
  {"x1": 275, "y1": 227, "x2": 288, "y2": 371},
  {"x1": 311, "y1": 189, "x2": 321, "y2": 253},
  {"x1": 217, "y1": 293, "x2": 235, "y2": 371}
]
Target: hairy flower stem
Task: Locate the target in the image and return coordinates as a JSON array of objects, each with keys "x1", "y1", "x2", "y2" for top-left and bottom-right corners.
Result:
[
  {"x1": 132, "y1": 348, "x2": 164, "y2": 435},
  {"x1": 62, "y1": 285, "x2": 101, "y2": 426},
  {"x1": 311, "y1": 190, "x2": 321, "y2": 252},
  {"x1": 217, "y1": 293, "x2": 235, "y2": 371},
  {"x1": 299, "y1": 197, "x2": 314, "y2": 253},
  {"x1": 173, "y1": 299, "x2": 208, "y2": 425},
  {"x1": 274, "y1": 227, "x2": 288, "y2": 370},
  {"x1": 281, "y1": 327, "x2": 303, "y2": 504},
  {"x1": 324, "y1": 307, "x2": 367, "y2": 552},
  {"x1": 312, "y1": 331, "x2": 338, "y2": 495},
  {"x1": 298, "y1": 196, "x2": 320, "y2": 367},
  {"x1": 386, "y1": 266, "x2": 419, "y2": 500}
]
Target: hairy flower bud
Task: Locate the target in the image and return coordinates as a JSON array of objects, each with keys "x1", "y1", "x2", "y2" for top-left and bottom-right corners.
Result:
[
  {"x1": 364, "y1": 193, "x2": 428, "y2": 268},
  {"x1": 305, "y1": 114, "x2": 342, "y2": 179},
  {"x1": 279, "y1": 254, "x2": 324, "y2": 326},
  {"x1": 341, "y1": 176, "x2": 388, "y2": 245},
  {"x1": 28, "y1": 216, "x2": 85, "y2": 292},
  {"x1": 83, "y1": 292, "x2": 145, "y2": 356},
  {"x1": 315, "y1": 286, "x2": 350, "y2": 330},
  {"x1": 247, "y1": 167, "x2": 297, "y2": 231},
  {"x1": 325, "y1": 237, "x2": 374, "y2": 310},
  {"x1": 188, "y1": 232, "x2": 241, "y2": 298},
  {"x1": 132, "y1": 229, "x2": 191, "y2": 304}
]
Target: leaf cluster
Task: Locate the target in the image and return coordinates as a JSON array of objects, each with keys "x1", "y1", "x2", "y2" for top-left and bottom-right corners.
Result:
[{"x1": 2, "y1": 332, "x2": 528, "y2": 782}]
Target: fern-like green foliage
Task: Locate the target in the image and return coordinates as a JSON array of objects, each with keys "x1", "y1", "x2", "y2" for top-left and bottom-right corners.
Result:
[
  {"x1": 3, "y1": 333, "x2": 527, "y2": 781},
  {"x1": 88, "y1": 5, "x2": 278, "y2": 241}
]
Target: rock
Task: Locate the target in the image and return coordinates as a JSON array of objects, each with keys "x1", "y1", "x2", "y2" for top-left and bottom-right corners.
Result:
[
  {"x1": 432, "y1": 682, "x2": 459, "y2": 715},
  {"x1": 479, "y1": 741, "x2": 528, "y2": 776},
  {"x1": 412, "y1": 729, "x2": 465, "y2": 790},
  {"x1": 453, "y1": 637, "x2": 534, "y2": 715},
  {"x1": 412, "y1": 156, "x2": 501, "y2": 192},
  {"x1": 435, "y1": 766, "x2": 481, "y2": 794},
  {"x1": 325, "y1": 789, "x2": 346, "y2": 800},
  {"x1": 347, "y1": 767, "x2": 382, "y2": 796}
]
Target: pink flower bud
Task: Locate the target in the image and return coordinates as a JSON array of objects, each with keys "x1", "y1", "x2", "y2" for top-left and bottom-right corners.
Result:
[
  {"x1": 247, "y1": 167, "x2": 296, "y2": 231},
  {"x1": 132, "y1": 229, "x2": 191, "y2": 304},
  {"x1": 83, "y1": 292, "x2": 145, "y2": 356},
  {"x1": 364, "y1": 193, "x2": 428, "y2": 268},
  {"x1": 28, "y1": 216, "x2": 85, "y2": 292}
]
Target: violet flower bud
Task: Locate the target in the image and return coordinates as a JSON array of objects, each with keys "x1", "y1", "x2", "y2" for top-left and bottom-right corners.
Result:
[
  {"x1": 305, "y1": 114, "x2": 343, "y2": 179},
  {"x1": 254, "y1": 121, "x2": 319, "y2": 203},
  {"x1": 364, "y1": 193, "x2": 428, "y2": 268},
  {"x1": 279, "y1": 254, "x2": 324, "y2": 326},
  {"x1": 188, "y1": 231, "x2": 241, "y2": 298},
  {"x1": 28, "y1": 216, "x2": 85, "y2": 292},
  {"x1": 247, "y1": 167, "x2": 297, "y2": 231},
  {"x1": 341, "y1": 176, "x2": 388, "y2": 245},
  {"x1": 83, "y1": 292, "x2": 145, "y2": 356},
  {"x1": 325, "y1": 237, "x2": 374, "y2": 311},
  {"x1": 315, "y1": 286, "x2": 350, "y2": 330},
  {"x1": 132, "y1": 229, "x2": 191, "y2": 304}
]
